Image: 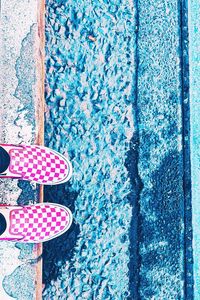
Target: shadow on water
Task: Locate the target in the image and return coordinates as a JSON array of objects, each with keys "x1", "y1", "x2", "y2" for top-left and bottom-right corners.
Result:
[{"x1": 42, "y1": 183, "x2": 80, "y2": 286}]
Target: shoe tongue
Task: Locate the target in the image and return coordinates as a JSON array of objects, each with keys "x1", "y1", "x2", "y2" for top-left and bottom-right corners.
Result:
[
  {"x1": 9, "y1": 148, "x2": 27, "y2": 176},
  {"x1": 9, "y1": 208, "x2": 27, "y2": 236},
  {"x1": 8, "y1": 208, "x2": 25, "y2": 240}
]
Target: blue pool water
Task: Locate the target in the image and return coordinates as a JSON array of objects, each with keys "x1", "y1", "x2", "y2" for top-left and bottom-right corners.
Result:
[{"x1": 43, "y1": 0, "x2": 192, "y2": 299}]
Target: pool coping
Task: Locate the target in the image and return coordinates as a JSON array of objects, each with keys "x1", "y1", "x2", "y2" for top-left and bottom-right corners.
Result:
[{"x1": 35, "y1": 0, "x2": 45, "y2": 299}]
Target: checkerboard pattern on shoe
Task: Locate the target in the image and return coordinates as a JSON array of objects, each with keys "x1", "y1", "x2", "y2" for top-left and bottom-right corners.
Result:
[
  {"x1": 7, "y1": 204, "x2": 72, "y2": 243},
  {"x1": 7, "y1": 145, "x2": 72, "y2": 185}
]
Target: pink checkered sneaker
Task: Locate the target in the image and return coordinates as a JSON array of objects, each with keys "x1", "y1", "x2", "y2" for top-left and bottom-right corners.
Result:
[
  {"x1": 0, "y1": 203, "x2": 73, "y2": 243},
  {"x1": 0, "y1": 144, "x2": 72, "y2": 185}
]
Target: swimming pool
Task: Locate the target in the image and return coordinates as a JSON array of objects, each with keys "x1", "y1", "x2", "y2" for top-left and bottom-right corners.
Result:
[{"x1": 43, "y1": 0, "x2": 195, "y2": 299}]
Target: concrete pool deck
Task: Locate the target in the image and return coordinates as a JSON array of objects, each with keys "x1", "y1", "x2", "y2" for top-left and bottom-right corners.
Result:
[{"x1": 0, "y1": 0, "x2": 44, "y2": 299}]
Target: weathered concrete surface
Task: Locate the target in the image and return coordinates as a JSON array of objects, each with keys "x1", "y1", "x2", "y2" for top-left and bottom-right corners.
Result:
[
  {"x1": 189, "y1": 0, "x2": 200, "y2": 298},
  {"x1": 0, "y1": 0, "x2": 44, "y2": 299}
]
